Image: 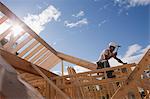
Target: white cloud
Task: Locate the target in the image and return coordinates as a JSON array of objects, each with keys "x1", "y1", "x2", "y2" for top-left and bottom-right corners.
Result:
[
  {"x1": 98, "y1": 20, "x2": 107, "y2": 27},
  {"x1": 72, "y1": 11, "x2": 85, "y2": 17},
  {"x1": 23, "y1": 5, "x2": 61, "y2": 33},
  {"x1": 73, "y1": 66, "x2": 90, "y2": 73},
  {"x1": 140, "y1": 45, "x2": 150, "y2": 53},
  {"x1": 52, "y1": 66, "x2": 90, "y2": 75},
  {"x1": 129, "y1": 0, "x2": 150, "y2": 7},
  {"x1": 52, "y1": 42, "x2": 57, "y2": 45},
  {"x1": 93, "y1": 0, "x2": 101, "y2": 2},
  {"x1": 52, "y1": 70, "x2": 69, "y2": 75},
  {"x1": 99, "y1": 4, "x2": 110, "y2": 11},
  {"x1": 52, "y1": 44, "x2": 149, "y2": 73},
  {"x1": 52, "y1": 70, "x2": 61, "y2": 75},
  {"x1": 36, "y1": 5, "x2": 42, "y2": 10},
  {"x1": 109, "y1": 44, "x2": 150, "y2": 67},
  {"x1": 113, "y1": 0, "x2": 150, "y2": 8},
  {"x1": 124, "y1": 44, "x2": 142, "y2": 58},
  {"x1": 64, "y1": 18, "x2": 88, "y2": 28}
]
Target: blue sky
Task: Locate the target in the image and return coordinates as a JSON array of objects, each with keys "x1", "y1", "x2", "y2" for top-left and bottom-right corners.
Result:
[{"x1": 1, "y1": 0, "x2": 150, "y2": 74}]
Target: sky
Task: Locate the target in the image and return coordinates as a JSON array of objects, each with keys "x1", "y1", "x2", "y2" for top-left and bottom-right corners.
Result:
[{"x1": 1, "y1": 0, "x2": 150, "y2": 74}]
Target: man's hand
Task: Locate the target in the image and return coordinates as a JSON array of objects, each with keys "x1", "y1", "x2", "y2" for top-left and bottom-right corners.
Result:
[{"x1": 123, "y1": 62, "x2": 127, "y2": 65}]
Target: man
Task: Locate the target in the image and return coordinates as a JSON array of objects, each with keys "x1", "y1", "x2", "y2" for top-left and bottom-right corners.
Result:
[{"x1": 97, "y1": 42, "x2": 127, "y2": 78}]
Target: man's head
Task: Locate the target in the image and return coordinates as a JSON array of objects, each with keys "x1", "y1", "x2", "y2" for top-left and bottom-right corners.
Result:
[
  {"x1": 108, "y1": 42, "x2": 118, "y2": 52},
  {"x1": 109, "y1": 46, "x2": 115, "y2": 52}
]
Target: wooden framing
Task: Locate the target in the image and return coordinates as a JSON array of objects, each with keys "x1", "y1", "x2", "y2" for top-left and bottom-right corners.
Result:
[
  {"x1": 0, "y1": 26, "x2": 12, "y2": 40},
  {"x1": 0, "y1": 2, "x2": 98, "y2": 71},
  {"x1": 0, "y1": 2, "x2": 150, "y2": 99},
  {"x1": 4, "y1": 31, "x2": 25, "y2": 49},
  {"x1": 35, "y1": 51, "x2": 52, "y2": 65},
  {"x1": 39, "y1": 53, "x2": 61, "y2": 69},
  {"x1": 24, "y1": 44, "x2": 43, "y2": 60},
  {"x1": 0, "y1": 2, "x2": 57, "y2": 55},
  {"x1": 31, "y1": 64, "x2": 70, "y2": 99},
  {"x1": 30, "y1": 48, "x2": 47, "y2": 63},
  {"x1": 0, "y1": 15, "x2": 7, "y2": 24},
  {"x1": 0, "y1": 49, "x2": 58, "y2": 78},
  {"x1": 11, "y1": 36, "x2": 33, "y2": 53},
  {"x1": 18, "y1": 40, "x2": 39, "y2": 57},
  {"x1": 111, "y1": 49, "x2": 150, "y2": 99},
  {"x1": 57, "y1": 52, "x2": 97, "y2": 70}
]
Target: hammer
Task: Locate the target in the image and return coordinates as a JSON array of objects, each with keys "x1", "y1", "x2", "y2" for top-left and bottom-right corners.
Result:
[{"x1": 114, "y1": 45, "x2": 121, "y2": 53}]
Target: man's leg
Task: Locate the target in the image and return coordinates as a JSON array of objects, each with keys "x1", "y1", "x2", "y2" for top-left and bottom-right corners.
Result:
[
  {"x1": 96, "y1": 61, "x2": 104, "y2": 69},
  {"x1": 104, "y1": 61, "x2": 116, "y2": 78},
  {"x1": 96, "y1": 61, "x2": 104, "y2": 75}
]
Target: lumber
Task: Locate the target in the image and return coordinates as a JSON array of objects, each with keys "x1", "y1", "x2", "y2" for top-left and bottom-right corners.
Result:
[
  {"x1": 0, "y1": 26, "x2": 12, "y2": 41},
  {"x1": 24, "y1": 44, "x2": 43, "y2": 60},
  {"x1": 57, "y1": 51, "x2": 97, "y2": 70},
  {"x1": 11, "y1": 36, "x2": 33, "y2": 53},
  {"x1": 0, "y1": 49, "x2": 58, "y2": 78},
  {"x1": 0, "y1": 15, "x2": 7, "y2": 24},
  {"x1": 30, "y1": 48, "x2": 47, "y2": 63},
  {"x1": 111, "y1": 49, "x2": 150, "y2": 99},
  {"x1": 18, "y1": 40, "x2": 39, "y2": 57},
  {"x1": 0, "y1": 2, "x2": 57, "y2": 55},
  {"x1": 31, "y1": 64, "x2": 70, "y2": 99}
]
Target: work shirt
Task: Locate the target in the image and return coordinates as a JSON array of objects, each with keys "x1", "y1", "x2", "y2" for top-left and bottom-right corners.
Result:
[{"x1": 98, "y1": 49, "x2": 113, "y2": 62}]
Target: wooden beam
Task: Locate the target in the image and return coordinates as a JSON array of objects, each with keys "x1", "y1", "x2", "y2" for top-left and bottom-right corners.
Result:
[
  {"x1": 18, "y1": 40, "x2": 39, "y2": 57},
  {"x1": 24, "y1": 44, "x2": 43, "y2": 60},
  {"x1": 111, "y1": 49, "x2": 150, "y2": 99},
  {"x1": 0, "y1": 2, "x2": 57, "y2": 55},
  {"x1": 57, "y1": 52, "x2": 97, "y2": 70},
  {"x1": 35, "y1": 51, "x2": 52, "y2": 65},
  {"x1": 11, "y1": 36, "x2": 33, "y2": 53},
  {"x1": 0, "y1": 15, "x2": 7, "y2": 24},
  {"x1": 0, "y1": 49, "x2": 58, "y2": 78},
  {"x1": 0, "y1": 26, "x2": 12, "y2": 41},
  {"x1": 62, "y1": 60, "x2": 64, "y2": 76},
  {"x1": 19, "y1": 72, "x2": 43, "y2": 81},
  {"x1": 51, "y1": 63, "x2": 135, "y2": 81},
  {"x1": 39, "y1": 55, "x2": 61, "y2": 69},
  {"x1": 4, "y1": 31, "x2": 25, "y2": 49},
  {"x1": 58, "y1": 77, "x2": 127, "y2": 89},
  {"x1": 30, "y1": 48, "x2": 47, "y2": 63},
  {"x1": 31, "y1": 64, "x2": 70, "y2": 99}
]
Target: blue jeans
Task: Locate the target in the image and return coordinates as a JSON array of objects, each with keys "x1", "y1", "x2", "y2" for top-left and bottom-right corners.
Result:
[{"x1": 97, "y1": 61, "x2": 115, "y2": 78}]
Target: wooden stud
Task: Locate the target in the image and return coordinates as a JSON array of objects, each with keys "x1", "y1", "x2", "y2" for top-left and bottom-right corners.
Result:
[
  {"x1": 11, "y1": 36, "x2": 33, "y2": 53},
  {"x1": 62, "y1": 60, "x2": 64, "y2": 76},
  {"x1": 35, "y1": 51, "x2": 52, "y2": 65},
  {"x1": 18, "y1": 40, "x2": 38, "y2": 57},
  {"x1": 30, "y1": 48, "x2": 47, "y2": 63},
  {"x1": 0, "y1": 26, "x2": 12, "y2": 41},
  {"x1": 111, "y1": 49, "x2": 150, "y2": 99},
  {"x1": 0, "y1": 49, "x2": 58, "y2": 78},
  {"x1": 0, "y1": 15, "x2": 7, "y2": 24},
  {"x1": 31, "y1": 64, "x2": 70, "y2": 99},
  {"x1": 0, "y1": 2, "x2": 57, "y2": 55},
  {"x1": 57, "y1": 51, "x2": 97, "y2": 70},
  {"x1": 39, "y1": 55, "x2": 61, "y2": 69},
  {"x1": 4, "y1": 31, "x2": 25, "y2": 50},
  {"x1": 24, "y1": 44, "x2": 43, "y2": 60}
]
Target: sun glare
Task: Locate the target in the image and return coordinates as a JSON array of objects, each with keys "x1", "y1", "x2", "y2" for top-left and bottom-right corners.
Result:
[{"x1": 11, "y1": 25, "x2": 24, "y2": 37}]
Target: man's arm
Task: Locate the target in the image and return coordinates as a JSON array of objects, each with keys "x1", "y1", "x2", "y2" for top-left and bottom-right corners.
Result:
[
  {"x1": 113, "y1": 52, "x2": 127, "y2": 64},
  {"x1": 114, "y1": 57, "x2": 124, "y2": 64}
]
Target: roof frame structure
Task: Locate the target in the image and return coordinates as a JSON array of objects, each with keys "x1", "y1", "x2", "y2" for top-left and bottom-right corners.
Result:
[{"x1": 0, "y1": 2, "x2": 97, "y2": 70}]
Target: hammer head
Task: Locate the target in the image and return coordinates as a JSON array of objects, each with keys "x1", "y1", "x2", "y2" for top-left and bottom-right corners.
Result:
[{"x1": 117, "y1": 45, "x2": 121, "y2": 47}]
